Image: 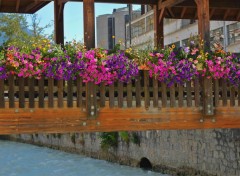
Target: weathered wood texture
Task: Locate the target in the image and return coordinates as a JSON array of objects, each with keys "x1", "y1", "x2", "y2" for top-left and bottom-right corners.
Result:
[
  {"x1": 0, "y1": 72, "x2": 239, "y2": 134},
  {"x1": 0, "y1": 107, "x2": 239, "y2": 134}
]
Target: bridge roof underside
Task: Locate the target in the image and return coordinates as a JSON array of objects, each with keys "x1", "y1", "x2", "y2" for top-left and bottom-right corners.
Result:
[{"x1": 0, "y1": 0, "x2": 239, "y2": 21}]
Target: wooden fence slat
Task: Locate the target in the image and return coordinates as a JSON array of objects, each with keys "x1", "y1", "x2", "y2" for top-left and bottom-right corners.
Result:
[
  {"x1": 230, "y1": 86, "x2": 235, "y2": 107},
  {"x1": 8, "y1": 75, "x2": 15, "y2": 108},
  {"x1": 100, "y1": 82, "x2": 106, "y2": 107},
  {"x1": 186, "y1": 81, "x2": 192, "y2": 107},
  {"x1": 214, "y1": 79, "x2": 219, "y2": 107},
  {"x1": 170, "y1": 85, "x2": 175, "y2": 107},
  {"x1": 109, "y1": 84, "x2": 114, "y2": 108},
  {"x1": 38, "y1": 78, "x2": 45, "y2": 108},
  {"x1": 161, "y1": 82, "x2": 167, "y2": 108},
  {"x1": 127, "y1": 81, "x2": 132, "y2": 108},
  {"x1": 77, "y1": 77, "x2": 83, "y2": 107},
  {"x1": 194, "y1": 78, "x2": 200, "y2": 107},
  {"x1": 28, "y1": 78, "x2": 35, "y2": 108},
  {"x1": 178, "y1": 84, "x2": 183, "y2": 107},
  {"x1": 58, "y1": 80, "x2": 64, "y2": 108},
  {"x1": 118, "y1": 82, "x2": 123, "y2": 108},
  {"x1": 203, "y1": 77, "x2": 214, "y2": 115},
  {"x1": 222, "y1": 79, "x2": 228, "y2": 106},
  {"x1": 18, "y1": 77, "x2": 25, "y2": 108},
  {"x1": 48, "y1": 78, "x2": 54, "y2": 108},
  {"x1": 0, "y1": 79, "x2": 5, "y2": 108},
  {"x1": 86, "y1": 82, "x2": 97, "y2": 118},
  {"x1": 67, "y1": 79, "x2": 73, "y2": 107},
  {"x1": 144, "y1": 71, "x2": 150, "y2": 108},
  {"x1": 135, "y1": 76, "x2": 141, "y2": 107},
  {"x1": 153, "y1": 78, "x2": 158, "y2": 108}
]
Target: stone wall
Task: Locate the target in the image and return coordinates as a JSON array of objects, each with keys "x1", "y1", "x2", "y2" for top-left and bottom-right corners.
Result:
[{"x1": 10, "y1": 129, "x2": 240, "y2": 176}]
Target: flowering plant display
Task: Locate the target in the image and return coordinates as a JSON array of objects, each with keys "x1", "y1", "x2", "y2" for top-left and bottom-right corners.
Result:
[{"x1": 0, "y1": 40, "x2": 239, "y2": 87}]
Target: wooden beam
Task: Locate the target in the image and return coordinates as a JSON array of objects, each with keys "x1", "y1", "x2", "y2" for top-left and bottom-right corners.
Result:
[
  {"x1": 158, "y1": 0, "x2": 186, "y2": 9},
  {"x1": 196, "y1": 0, "x2": 210, "y2": 49},
  {"x1": 23, "y1": 2, "x2": 38, "y2": 12},
  {"x1": 83, "y1": 0, "x2": 95, "y2": 49},
  {"x1": 54, "y1": 0, "x2": 65, "y2": 44},
  {"x1": 0, "y1": 107, "x2": 240, "y2": 134},
  {"x1": 223, "y1": 9, "x2": 230, "y2": 20},
  {"x1": 154, "y1": 4, "x2": 164, "y2": 48},
  {"x1": 180, "y1": 7, "x2": 187, "y2": 18},
  {"x1": 237, "y1": 11, "x2": 240, "y2": 21},
  {"x1": 16, "y1": 0, "x2": 20, "y2": 12},
  {"x1": 73, "y1": 0, "x2": 157, "y2": 5},
  {"x1": 167, "y1": 7, "x2": 175, "y2": 18},
  {"x1": 210, "y1": 8, "x2": 215, "y2": 19}
]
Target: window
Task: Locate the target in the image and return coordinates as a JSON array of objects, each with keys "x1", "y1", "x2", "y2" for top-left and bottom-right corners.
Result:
[
  {"x1": 108, "y1": 17, "x2": 115, "y2": 49},
  {"x1": 227, "y1": 22, "x2": 240, "y2": 45},
  {"x1": 146, "y1": 14, "x2": 154, "y2": 32},
  {"x1": 131, "y1": 19, "x2": 145, "y2": 38},
  {"x1": 210, "y1": 27, "x2": 224, "y2": 49}
]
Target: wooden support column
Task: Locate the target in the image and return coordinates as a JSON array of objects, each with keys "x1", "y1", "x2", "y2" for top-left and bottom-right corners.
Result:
[
  {"x1": 83, "y1": 0, "x2": 95, "y2": 49},
  {"x1": 154, "y1": 2, "x2": 164, "y2": 48},
  {"x1": 195, "y1": 0, "x2": 210, "y2": 49},
  {"x1": 54, "y1": 0, "x2": 65, "y2": 45},
  {"x1": 83, "y1": 0, "x2": 97, "y2": 118}
]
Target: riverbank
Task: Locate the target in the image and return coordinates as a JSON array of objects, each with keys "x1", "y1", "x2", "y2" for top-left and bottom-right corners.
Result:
[{"x1": 7, "y1": 129, "x2": 240, "y2": 176}]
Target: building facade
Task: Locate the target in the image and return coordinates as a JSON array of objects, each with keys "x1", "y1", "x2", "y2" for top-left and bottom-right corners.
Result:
[{"x1": 125, "y1": 7, "x2": 240, "y2": 52}]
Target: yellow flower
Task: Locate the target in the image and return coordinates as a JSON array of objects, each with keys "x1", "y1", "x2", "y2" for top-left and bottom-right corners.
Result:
[
  {"x1": 112, "y1": 35, "x2": 115, "y2": 39},
  {"x1": 172, "y1": 44, "x2": 175, "y2": 49}
]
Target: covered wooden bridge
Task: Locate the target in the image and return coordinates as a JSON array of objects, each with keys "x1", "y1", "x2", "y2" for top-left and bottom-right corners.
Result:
[{"x1": 0, "y1": 0, "x2": 240, "y2": 134}]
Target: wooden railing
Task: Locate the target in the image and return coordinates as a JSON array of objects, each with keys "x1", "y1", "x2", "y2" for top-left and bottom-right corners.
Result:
[
  {"x1": 0, "y1": 71, "x2": 239, "y2": 111},
  {"x1": 0, "y1": 70, "x2": 240, "y2": 134}
]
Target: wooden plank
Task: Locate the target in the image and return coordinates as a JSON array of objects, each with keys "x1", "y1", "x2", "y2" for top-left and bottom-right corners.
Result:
[
  {"x1": 0, "y1": 79, "x2": 4, "y2": 108},
  {"x1": 153, "y1": 78, "x2": 158, "y2": 108},
  {"x1": 194, "y1": 77, "x2": 200, "y2": 107},
  {"x1": 118, "y1": 81, "x2": 123, "y2": 108},
  {"x1": 77, "y1": 77, "x2": 83, "y2": 108},
  {"x1": 100, "y1": 82, "x2": 106, "y2": 107},
  {"x1": 178, "y1": 84, "x2": 183, "y2": 107},
  {"x1": 8, "y1": 75, "x2": 15, "y2": 108},
  {"x1": 109, "y1": 84, "x2": 115, "y2": 108},
  {"x1": 58, "y1": 79, "x2": 64, "y2": 108},
  {"x1": 0, "y1": 106, "x2": 240, "y2": 134},
  {"x1": 28, "y1": 78, "x2": 35, "y2": 108},
  {"x1": 18, "y1": 77, "x2": 25, "y2": 108},
  {"x1": 135, "y1": 75, "x2": 141, "y2": 107},
  {"x1": 48, "y1": 78, "x2": 54, "y2": 108},
  {"x1": 144, "y1": 71, "x2": 150, "y2": 108},
  {"x1": 239, "y1": 87, "x2": 240, "y2": 107},
  {"x1": 214, "y1": 79, "x2": 219, "y2": 107},
  {"x1": 67, "y1": 79, "x2": 73, "y2": 107},
  {"x1": 203, "y1": 77, "x2": 214, "y2": 115},
  {"x1": 222, "y1": 79, "x2": 228, "y2": 106},
  {"x1": 161, "y1": 82, "x2": 167, "y2": 108},
  {"x1": 230, "y1": 86, "x2": 235, "y2": 107},
  {"x1": 83, "y1": 0, "x2": 95, "y2": 49},
  {"x1": 186, "y1": 81, "x2": 192, "y2": 107},
  {"x1": 38, "y1": 78, "x2": 45, "y2": 108},
  {"x1": 170, "y1": 84, "x2": 175, "y2": 107},
  {"x1": 86, "y1": 82, "x2": 97, "y2": 118},
  {"x1": 127, "y1": 81, "x2": 133, "y2": 108}
]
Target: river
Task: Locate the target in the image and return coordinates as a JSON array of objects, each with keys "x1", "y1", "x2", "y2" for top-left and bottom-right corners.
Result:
[{"x1": 0, "y1": 140, "x2": 167, "y2": 176}]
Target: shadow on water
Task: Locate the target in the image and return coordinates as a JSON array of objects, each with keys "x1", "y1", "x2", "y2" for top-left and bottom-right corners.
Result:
[{"x1": 0, "y1": 135, "x2": 10, "y2": 140}]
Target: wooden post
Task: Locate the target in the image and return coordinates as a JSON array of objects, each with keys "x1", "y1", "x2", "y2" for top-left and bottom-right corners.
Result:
[
  {"x1": 195, "y1": 0, "x2": 210, "y2": 49},
  {"x1": 154, "y1": 3, "x2": 164, "y2": 48},
  {"x1": 54, "y1": 0, "x2": 65, "y2": 45},
  {"x1": 83, "y1": 0, "x2": 97, "y2": 118},
  {"x1": 203, "y1": 77, "x2": 214, "y2": 116},
  {"x1": 83, "y1": 0, "x2": 95, "y2": 49}
]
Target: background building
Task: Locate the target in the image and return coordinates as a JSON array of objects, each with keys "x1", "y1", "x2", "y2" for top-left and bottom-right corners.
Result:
[{"x1": 96, "y1": 6, "x2": 141, "y2": 50}]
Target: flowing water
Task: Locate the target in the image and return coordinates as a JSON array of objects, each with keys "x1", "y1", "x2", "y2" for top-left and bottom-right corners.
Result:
[{"x1": 0, "y1": 140, "x2": 167, "y2": 176}]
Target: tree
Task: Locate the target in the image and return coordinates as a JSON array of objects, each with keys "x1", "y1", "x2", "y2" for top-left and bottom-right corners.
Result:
[{"x1": 0, "y1": 13, "x2": 52, "y2": 47}]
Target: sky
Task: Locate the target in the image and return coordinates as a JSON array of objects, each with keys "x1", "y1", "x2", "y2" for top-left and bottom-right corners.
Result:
[{"x1": 30, "y1": 2, "x2": 133, "y2": 42}]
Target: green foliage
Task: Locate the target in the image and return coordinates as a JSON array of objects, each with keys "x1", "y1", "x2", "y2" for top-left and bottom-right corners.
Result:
[
  {"x1": 130, "y1": 132, "x2": 140, "y2": 145},
  {"x1": 100, "y1": 132, "x2": 118, "y2": 150},
  {"x1": 119, "y1": 131, "x2": 129, "y2": 143},
  {"x1": 0, "y1": 13, "x2": 52, "y2": 48}
]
